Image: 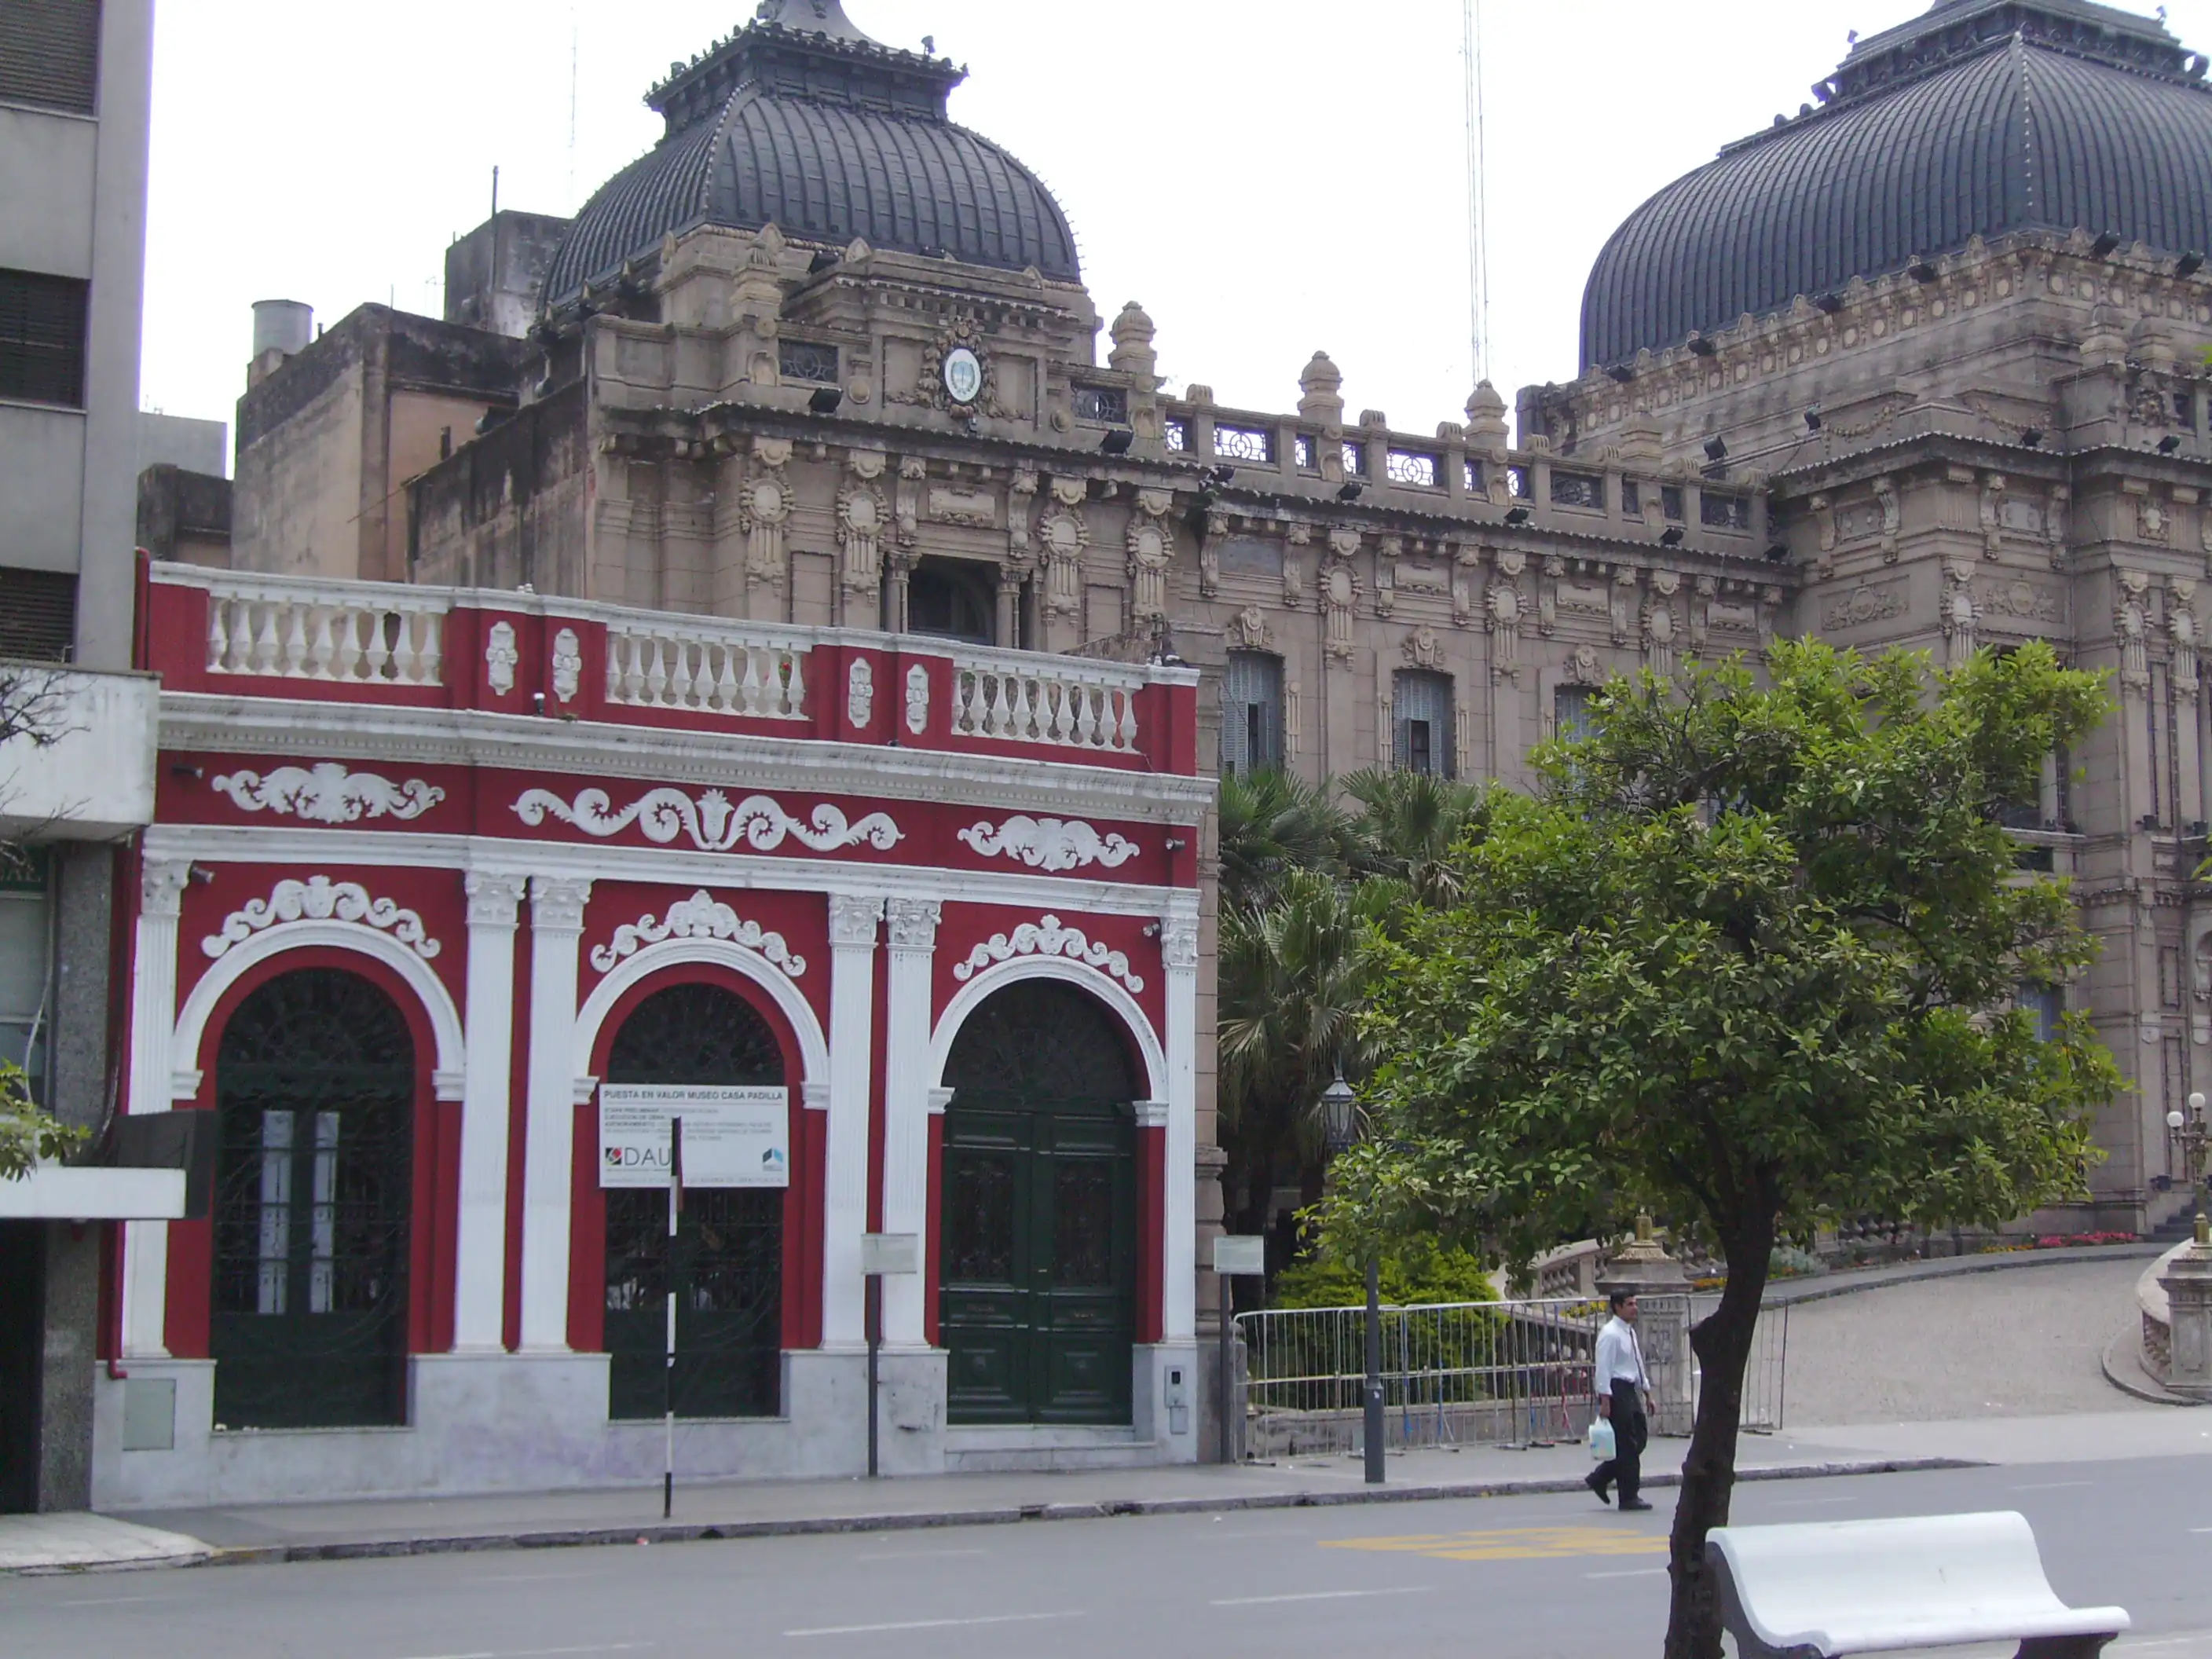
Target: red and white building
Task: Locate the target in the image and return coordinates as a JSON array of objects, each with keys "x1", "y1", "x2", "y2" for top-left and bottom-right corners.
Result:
[{"x1": 95, "y1": 560, "x2": 1207, "y2": 1506}]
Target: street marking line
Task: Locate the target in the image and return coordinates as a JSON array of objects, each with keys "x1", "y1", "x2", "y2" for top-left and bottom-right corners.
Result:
[
  {"x1": 1324, "y1": 1525, "x2": 1668, "y2": 1563},
  {"x1": 1212, "y1": 1588, "x2": 1430, "y2": 1606},
  {"x1": 786, "y1": 1613, "x2": 1081, "y2": 1639},
  {"x1": 853, "y1": 1547, "x2": 991, "y2": 1562},
  {"x1": 1584, "y1": 1568, "x2": 1668, "y2": 1580}
]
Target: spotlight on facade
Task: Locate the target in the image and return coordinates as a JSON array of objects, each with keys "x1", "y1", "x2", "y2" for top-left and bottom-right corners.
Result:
[
  {"x1": 1503, "y1": 505, "x2": 1531, "y2": 526},
  {"x1": 1100, "y1": 428, "x2": 1134, "y2": 455},
  {"x1": 1206, "y1": 463, "x2": 1235, "y2": 485},
  {"x1": 2179, "y1": 251, "x2": 2206, "y2": 278},
  {"x1": 2160, "y1": 434, "x2": 2185, "y2": 454},
  {"x1": 1659, "y1": 526, "x2": 1684, "y2": 548},
  {"x1": 1765, "y1": 543, "x2": 1789, "y2": 562},
  {"x1": 808, "y1": 386, "x2": 844, "y2": 414},
  {"x1": 806, "y1": 250, "x2": 839, "y2": 274},
  {"x1": 1804, "y1": 409, "x2": 1823, "y2": 432},
  {"x1": 1606, "y1": 364, "x2": 1635, "y2": 383},
  {"x1": 1815, "y1": 291, "x2": 1845, "y2": 313},
  {"x1": 1703, "y1": 436, "x2": 1729, "y2": 462},
  {"x1": 1909, "y1": 258, "x2": 1939, "y2": 283},
  {"x1": 2020, "y1": 427, "x2": 2044, "y2": 447},
  {"x1": 1687, "y1": 335, "x2": 1717, "y2": 357},
  {"x1": 1337, "y1": 481, "x2": 1364, "y2": 501},
  {"x1": 2091, "y1": 231, "x2": 2122, "y2": 258}
]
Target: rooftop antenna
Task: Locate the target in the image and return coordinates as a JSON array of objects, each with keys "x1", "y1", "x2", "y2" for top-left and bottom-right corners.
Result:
[
  {"x1": 491, "y1": 164, "x2": 500, "y2": 220},
  {"x1": 1461, "y1": 0, "x2": 1490, "y2": 386},
  {"x1": 922, "y1": 34, "x2": 934, "y2": 55}
]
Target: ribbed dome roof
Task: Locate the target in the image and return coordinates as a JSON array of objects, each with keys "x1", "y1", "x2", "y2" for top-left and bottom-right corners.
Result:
[
  {"x1": 1580, "y1": 0, "x2": 2212, "y2": 370},
  {"x1": 540, "y1": 0, "x2": 1079, "y2": 308}
]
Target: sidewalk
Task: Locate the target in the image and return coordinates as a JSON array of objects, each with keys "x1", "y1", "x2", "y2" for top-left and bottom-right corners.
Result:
[
  {"x1": 13, "y1": 1407, "x2": 2207, "y2": 1575},
  {"x1": 1762, "y1": 1240, "x2": 2165, "y2": 1306}
]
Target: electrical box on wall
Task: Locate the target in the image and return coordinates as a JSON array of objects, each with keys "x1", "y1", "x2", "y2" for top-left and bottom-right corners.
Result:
[{"x1": 1166, "y1": 1364, "x2": 1188, "y2": 1437}]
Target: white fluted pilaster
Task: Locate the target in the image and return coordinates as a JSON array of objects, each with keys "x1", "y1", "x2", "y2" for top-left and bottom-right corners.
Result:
[
  {"x1": 880, "y1": 897, "x2": 941, "y2": 1348},
  {"x1": 518, "y1": 876, "x2": 591, "y2": 1351},
  {"x1": 1161, "y1": 912, "x2": 1199, "y2": 1344},
  {"x1": 452, "y1": 870, "x2": 526, "y2": 1351},
  {"x1": 120, "y1": 858, "x2": 191, "y2": 1358},
  {"x1": 823, "y1": 895, "x2": 882, "y2": 1351}
]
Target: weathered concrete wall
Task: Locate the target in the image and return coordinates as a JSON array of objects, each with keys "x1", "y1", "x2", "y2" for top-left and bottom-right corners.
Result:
[{"x1": 408, "y1": 379, "x2": 590, "y2": 593}]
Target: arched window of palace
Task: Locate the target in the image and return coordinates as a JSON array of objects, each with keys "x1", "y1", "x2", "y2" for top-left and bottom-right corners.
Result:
[
  {"x1": 1221, "y1": 651, "x2": 1284, "y2": 776},
  {"x1": 940, "y1": 980, "x2": 1139, "y2": 1426},
  {"x1": 1393, "y1": 668, "x2": 1455, "y2": 778},
  {"x1": 603, "y1": 981, "x2": 786, "y2": 1420},
  {"x1": 212, "y1": 968, "x2": 413, "y2": 1429},
  {"x1": 906, "y1": 556, "x2": 997, "y2": 646}
]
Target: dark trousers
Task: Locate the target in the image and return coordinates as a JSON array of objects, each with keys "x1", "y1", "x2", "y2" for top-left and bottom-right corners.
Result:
[{"x1": 1593, "y1": 1380, "x2": 1647, "y2": 1501}]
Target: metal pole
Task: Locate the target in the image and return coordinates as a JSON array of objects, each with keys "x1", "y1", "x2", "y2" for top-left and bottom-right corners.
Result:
[
  {"x1": 663, "y1": 1116, "x2": 683, "y2": 1521},
  {"x1": 1364, "y1": 1254, "x2": 1385, "y2": 1484},
  {"x1": 866, "y1": 1272, "x2": 881, "y2": 1479},
  {"x1": 1218, "y1": 1271, "x2": 1234, "y2": 1466}
]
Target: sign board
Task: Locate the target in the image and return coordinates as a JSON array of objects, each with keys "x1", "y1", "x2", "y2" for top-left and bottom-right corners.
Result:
[
  {"x1": 1212, "y1": 1235, "x2": 1267, "y2": 1276},
  {"x1": 861, "y1": 1232, "x2": 920, "y2": 1276},
  {"x1": 598, "y1": 1086, "x2": 790, "y2": 1188}
]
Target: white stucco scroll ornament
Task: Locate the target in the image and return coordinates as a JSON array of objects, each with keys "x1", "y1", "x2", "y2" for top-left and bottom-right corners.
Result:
[
  {"x1": 951, "y1": 914, "x2": 1144, "y2": 993},
  {"x1": 203, "y1": 874, "x2": 440, "y2": 960},
  {"x1": 958, "y1": 816, "x2": 1140, "y2": 872},
  {"x1": 590, "y1": 890, "x2": 806, "y2": 976},
  {"x1": 211, "y1": 763, "x2": 445, "y2": 823},
  {"x1": 514, "y1": 786, "x2": 902, "y2": 853}
]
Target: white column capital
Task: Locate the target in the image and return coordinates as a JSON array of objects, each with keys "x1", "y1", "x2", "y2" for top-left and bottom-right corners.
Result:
[
  {"x1": 530, "y1": 875, "x2": 594, "y2": 932},
  {"x1": 1159, "y1": 913, "x2": 1199, "y2": 972},
  {"x1": 803, "y1": 1080, "x2": 832, "y2": 1111},
  {"x1": 464, "y1": 869, "x2": 529, "y2": 928},
  {"x1": 829, "y1": 893, "x2": 885, "y2": 947},
  {"x1": 1134, "y1": 1099, "x2": 1171, "y2": 1129},
  {"x1": 141, "y1": 856, "x2": 192, "y2": 917},
  {"x1": 885, "y1": 896, "x2": 943, "y2": 951},
  {"x1": 927, "y1": 1086, "x2": 955, "y2": 1115}
]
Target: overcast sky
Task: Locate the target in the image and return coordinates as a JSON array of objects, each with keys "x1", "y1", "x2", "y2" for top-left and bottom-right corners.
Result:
[{"x1": 141, "y1": 0, "x2": 2212, "y2": 463}]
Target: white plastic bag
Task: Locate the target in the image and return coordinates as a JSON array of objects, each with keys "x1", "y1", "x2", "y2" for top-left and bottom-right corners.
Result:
[{"x1": 1588, "y1": 1415, "x2": 1617, "y2": 1460}]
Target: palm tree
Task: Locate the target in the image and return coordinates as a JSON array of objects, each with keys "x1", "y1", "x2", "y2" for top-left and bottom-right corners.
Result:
[
  {"x1": 1218, "y1": 768, "x2": 1351, "y2": 906},
  {"x1": 1341, "y1": 767, "x2": 1490, "y2": 910}
]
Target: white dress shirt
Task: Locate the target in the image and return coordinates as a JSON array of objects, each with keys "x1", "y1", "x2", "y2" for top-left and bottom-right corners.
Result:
[{"x1": 1593, "y1": 1315, "x2": 1648, "y2": 1395}]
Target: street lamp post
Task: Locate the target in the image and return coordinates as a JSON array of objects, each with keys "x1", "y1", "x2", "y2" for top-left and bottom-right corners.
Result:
[
  {"x1": 1320, "y1": 1069, "x2": 1385, "y2": 1486},
  {"x1": 2169, "y1": 1090, "x2": 2210, "y2": 1247}
]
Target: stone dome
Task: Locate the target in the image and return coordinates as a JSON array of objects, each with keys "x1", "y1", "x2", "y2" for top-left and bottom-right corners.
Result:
[
  {"x1": 1579, "y1": 0, "x2": 2212, "y2": 370},
  {"x1": 540, "y1": 0, "x2": 1079, "y2": 308}
]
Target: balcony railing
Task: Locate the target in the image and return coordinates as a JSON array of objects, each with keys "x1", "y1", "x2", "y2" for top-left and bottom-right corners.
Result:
[
  {"x1": 950, "y1": 650, "x2": 1145, "y2": 755},
  {"x1": 204, "y1": 579, "x2": 449, "y2": 687},
  {"x1": 604, "y1": 619, "x2": 807, "y2": 720}
]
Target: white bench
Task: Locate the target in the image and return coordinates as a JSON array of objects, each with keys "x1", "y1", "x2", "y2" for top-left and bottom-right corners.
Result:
[{"x1": 1705, "y1": 1511, "x2": 2129, "y2": 1659}]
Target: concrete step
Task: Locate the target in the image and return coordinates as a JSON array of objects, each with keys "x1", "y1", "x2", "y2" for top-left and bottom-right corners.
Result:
[{"x1": 942, "y1": 1424, "x2": 1161, "y2": 1474}]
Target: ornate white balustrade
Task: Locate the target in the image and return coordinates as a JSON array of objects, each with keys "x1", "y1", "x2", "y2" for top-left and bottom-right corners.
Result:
[
  {"x1": 603, "y1": 621, "x2": 808, "y2": 720},
  {"x1": 204, "y1": 579, "x2": 448, "y2": 686},
  {"x1": 948, "y1": 651, "x2": 1144, "y2": 754}
]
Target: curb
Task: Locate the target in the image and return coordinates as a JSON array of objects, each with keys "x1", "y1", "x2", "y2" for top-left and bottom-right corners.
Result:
[
  {"x1": 1765, "y1": 1243, "x2": 2165, "y2": 1308},
  {"x1": 2100, "y1": 1324, "x2": 2202, "y2": 1408},
  {"x1": 184, "y1": 1456, "x2": 1983, "y2": 1570}
]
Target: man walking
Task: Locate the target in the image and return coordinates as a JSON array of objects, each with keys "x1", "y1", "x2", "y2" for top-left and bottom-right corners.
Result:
[{"x1": 1585, "y1": 1290, "x2": 1654, "y2": 1511}]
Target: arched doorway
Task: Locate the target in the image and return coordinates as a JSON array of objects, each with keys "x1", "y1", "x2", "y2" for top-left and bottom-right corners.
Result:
[
  {"x1": 211, "y1": 968, "x2": 414, "y2": 1429},
  {"x1": 939, "y1": 979, "x2": 1138, "y2": 1426},
  {"x1": 602, "y1": 981, "x2": 785, "y2": 1420}
]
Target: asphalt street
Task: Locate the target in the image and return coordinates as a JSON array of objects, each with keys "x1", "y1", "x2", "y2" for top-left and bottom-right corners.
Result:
[{"x1": 6, "y1": 1455, "x2": 2207, "y2": 1659}]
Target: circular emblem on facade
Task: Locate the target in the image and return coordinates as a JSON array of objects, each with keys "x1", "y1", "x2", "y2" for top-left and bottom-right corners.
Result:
[
  {"x1": 943, "y1": 346, "x2": 983, "y2": 407},
  {"x1": 844, "y1": 493, "x2": 879, "y2": 533}
]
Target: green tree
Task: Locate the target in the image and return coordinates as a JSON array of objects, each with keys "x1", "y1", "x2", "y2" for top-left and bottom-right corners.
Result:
[
  {"x1": 1, "y1": 1059, "x2": 82, "y2": 1181},
  {"x1": 1341, "y1": 767, "x2": 1489, "y2": 910},
  {"x1": 1319, "y1": 641, "x2": 2117, "y2": 1659},
  {"x1": 1218, "y1": 767, "x2": 1350, "y2": 903}
]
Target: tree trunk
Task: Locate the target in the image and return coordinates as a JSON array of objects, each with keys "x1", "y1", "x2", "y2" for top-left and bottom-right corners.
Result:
[{"x1": 1661, "y1": 1210, "x2": 1776, "y2": 1659}]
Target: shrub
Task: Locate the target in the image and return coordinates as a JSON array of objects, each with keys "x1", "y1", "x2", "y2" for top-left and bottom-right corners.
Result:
[{"x1": 1273, "y1": 1247, "x2": 1495, "y2": 1309}]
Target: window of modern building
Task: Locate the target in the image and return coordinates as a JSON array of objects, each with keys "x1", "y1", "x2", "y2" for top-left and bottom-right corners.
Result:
[
  {"x1": 906, "y1": 557, "x2": 996, "y2": 646},
  {"x1": 0, "y1": 853, "x2": 52, "y2": 1106},
  {"x1": 0, "y1": 270, "x2": 90, "y2": 408},
  {"x1": 1555, "y1": 683, "x2": 1596, "y2": 744},
  {"x1": 0, "y1": 569, "x2": 77, "y2": 661},
  {"x1": 1393, "y1": 669, "x2": 1453, "y2": 777},
  {"x1": 1221, "y1": 650, "x2": 1284, "y2": 775},
  {"x1": 0, "y1": 0, "x2": 101, "y2": 115}
]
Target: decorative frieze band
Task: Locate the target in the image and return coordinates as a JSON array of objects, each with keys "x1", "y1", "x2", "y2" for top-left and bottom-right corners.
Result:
[
  {"x1": 590, "y1": 888, "x2": 804, "y2": 976},
  {"x1": 956, "y1": 815, "x2": 1140, "y2": 872},
  {"x1": 514, "y1": 786, "x2": 901, "y2": 853},
  {"x1": 212, "y1": 763, "x2": 445, "y2": 823}
]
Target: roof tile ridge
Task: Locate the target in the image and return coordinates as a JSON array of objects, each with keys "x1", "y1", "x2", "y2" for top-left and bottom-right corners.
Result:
[
  {"x1": 699, "y1": 79, "x2": 767, "y2": 224},
  {"x1": 2015, "y1": 29, "x2": 2042, "y2": 230}
]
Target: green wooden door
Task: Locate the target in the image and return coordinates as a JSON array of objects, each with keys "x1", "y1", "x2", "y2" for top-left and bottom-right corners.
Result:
[{"x1": 939, "y1": 981, "x2": 1139, "y2": 1426}]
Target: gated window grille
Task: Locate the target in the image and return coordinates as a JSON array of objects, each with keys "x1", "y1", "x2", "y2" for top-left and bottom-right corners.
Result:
[
  {"x1": 1507, "y1": 464, "x2": 1531, "y2": 500},
  {"x1": 603, "y1": 981, "x2": 786, "y2": 1422},
  {"x1": 1621, "y1": 480, "x2": 1643, "y2": 518},
  {"x1": 212, "y1": 969, "x2": 413, "y2": 1430},
  {"x1": 1072, "y1": 384, "x2": 1127, "y2": 424},
  {"x1": 1341, "y1": 440, "x2": 1368, "y2": 478},
  {"x1": 1551, "y1": 470, "x2": 1604, "y2": 510},
  {"x1": 776, "y1": 338, "x2": 839, "y2": 383},
  {"x1": 1464, "y1": 458, "x2": 1485, "y2": 495},
  {"x1": 1661, "y1": 485, "x2": 1686, "y2": 522},
  {"x1": 1393, "y1": 668, "x2": 1454, "y2": 778},
  {"x1": 1221, "y1": 650, "x2": 1284, "y2": 775},
  {"x1": 1295, "y1": 434, "x2": 1318, "y2": 471},
  {"x1": 1386, "y1": 449, "x2": 1441, "y2": 488},
  {"x1": 0, "y1": 568, "x2": 76, "y2": 661},
  {"x1": 0, "y1": 269, "x2": 90, "y2": 408},
  {"x1": 1164, "y1": 418, "x2": 1188, "y2": 452},
  {"x1": 1214, "y1": 423, "x2": 1273, "y2": 463},
  {"x1": 1701, "y1": 491, "x2": 1752, "y2": 531}
]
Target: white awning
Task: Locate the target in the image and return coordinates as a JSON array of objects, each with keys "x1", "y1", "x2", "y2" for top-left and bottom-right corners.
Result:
[{"x1": 0, "y1": 1166, "x2": 186, "y2": 1220}]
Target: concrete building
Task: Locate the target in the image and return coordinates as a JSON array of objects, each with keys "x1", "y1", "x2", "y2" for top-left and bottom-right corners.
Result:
[
  {"x1": 100, "y1": 0, "x2": 2212, "y2": 1500},
  {"x1": 0, "y1": 0, "x2": 169, "y2": 1515}
]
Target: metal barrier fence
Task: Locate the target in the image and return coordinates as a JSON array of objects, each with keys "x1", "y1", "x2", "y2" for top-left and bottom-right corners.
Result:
[{"x1": 1232, "y1": 1294, "x2": 1787, "y2": 1459}]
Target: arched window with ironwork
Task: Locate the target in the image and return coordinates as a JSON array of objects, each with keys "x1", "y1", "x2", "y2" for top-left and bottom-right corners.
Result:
[
  {"x1": 602, "y1": 980, "x2": 786, "y2": 1420},
  {"x1": 211, "y1": 967, "x2": 414, "y2": 1429}
]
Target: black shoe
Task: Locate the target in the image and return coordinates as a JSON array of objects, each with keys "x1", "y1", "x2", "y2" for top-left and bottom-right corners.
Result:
[
  {"x1": 1618, "y1": 1497, "x2": 1654, "y2": 1511},
  {"x1": 1584, "y1": 1468, "x2": 1612, "y2": 1507}
]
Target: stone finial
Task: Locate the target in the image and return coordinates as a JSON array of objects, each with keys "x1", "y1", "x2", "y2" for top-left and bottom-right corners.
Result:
[
  {"x1": 1298, "y1": 350, "x2": 1345, "y2": 425},
  {"x1": 1109, "y1": 301, "x2": 1158, "y2": 379},
  {"x1": 1595, "y1": 1213, "x2": 1687, "y2": 1295},
  {"x1": 1463, "y1": 379, "x2": 1509, "y2": 453}
]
